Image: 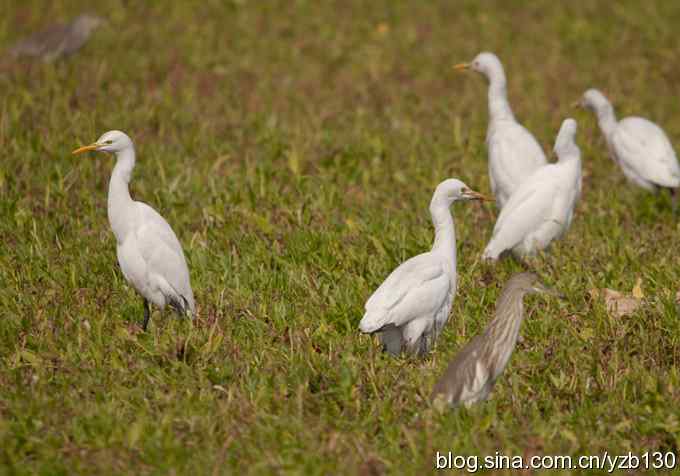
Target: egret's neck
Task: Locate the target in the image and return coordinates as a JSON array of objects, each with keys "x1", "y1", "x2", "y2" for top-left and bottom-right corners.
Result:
[
  {"x1": 107, "y1": 147, "x2": 136, "y2": 243},
  {"x1": 594, "y1": 102, "x2": 618, "y2": 137},
  {"x1": 556, "y1": 145, "x2": 580, "y2": 164},
  {"x1": 486, "y1": 68, "x2": 515, "y2": 123},
  {"x1": 430, "y1": 200, "x2": 457, "y2": 271}
]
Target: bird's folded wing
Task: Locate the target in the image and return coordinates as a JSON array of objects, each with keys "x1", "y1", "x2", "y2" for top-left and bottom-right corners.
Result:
[
  {"x1": 432, "y1": 335, "x2": 485, "y2": 402},
  {"x1": 614, "y1": 119, "x2": 680, "y2": 187},
  {"x1": 9, "y1": 24, "x2": 68, "y2": 57},
  {"x1": 364, "y1": 253, "x2": 449, "y2": 328},
  {"x1": 135, "y1": 203, "x2": 193, "y2": 302},
  {"x1": 137, "y1": 202, "x2": 186, "y2": 255},
  {"x1": 488, "y1": 124, "x2": 547, "y2": 191},
  {"x1": 490, "y1": 166, "x2": 560, "y2": 249}
]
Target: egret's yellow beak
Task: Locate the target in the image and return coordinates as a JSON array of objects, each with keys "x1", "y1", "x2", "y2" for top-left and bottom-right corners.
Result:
[
  {"x1": 453, "y1": 62, "x2": 470, "y2": 71},
  {"x1": 72, "y1": 143, "x2": 100, "y2": 155},
  {"x1": 466, "y1": 190, "x2": 494, "y2": 202}
]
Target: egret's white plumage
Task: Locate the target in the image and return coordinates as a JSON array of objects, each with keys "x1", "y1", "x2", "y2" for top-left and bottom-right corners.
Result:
[
  {"x1": 73, "y1": 131, "x2": 195, "y2": 329},
  {"x1": 359, "y1": 179, "x2": 490, "y2": 356},
  {"x1": 456, "y1": 52, "x2": 547, "y2": 208},
  {"x1": 579, "y1": 88, "x2": 680, "y2": 192},
  {"x1": 482, "y1": 119, "x2": 582, "y2": 260}
]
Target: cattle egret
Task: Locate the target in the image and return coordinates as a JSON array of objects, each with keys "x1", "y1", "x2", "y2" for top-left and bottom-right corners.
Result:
[
  {"x1": 359, "y1": 179, "x2": 491, "y2": 356},
  {"x1": 455, "y1": 52, "x2": 547, "y2": 208},
  {"x1": 482, "y1": 118, "x2": 582, "y2": 260},
  {"x1": 431, "y1": 272, "x2": 560, "y2": 408},
  {"x1": 578, "y1": 88, "x2": 680, "y2": 202},
  {"x1": 73, "y1": 131, "x2": 195, "y2": 330}
]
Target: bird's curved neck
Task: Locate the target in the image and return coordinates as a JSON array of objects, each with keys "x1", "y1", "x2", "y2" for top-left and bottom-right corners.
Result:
[
  {"x1": 557, "y1": 146, "x2": 581, "y2": 164},
  {"x1": 108, "y1": 147, "x2": 136, "y2": 242},
  {"x1": 487, "y1": 69, "x2": 515, "y2": 123},
  {"x1": 483, "y1": 293, "x2": 526, "y2": 376},
  {"x1": 594, "y1": 102, "x2": 618, "y2": 136},
  {"x1": 430, "y1": 201, "x2": 457, "y2": 267}
]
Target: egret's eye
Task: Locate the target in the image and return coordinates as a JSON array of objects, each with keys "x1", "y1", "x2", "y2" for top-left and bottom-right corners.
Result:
[{"x1": 105, "y1": 140, "x2": 113, "y2": 145}]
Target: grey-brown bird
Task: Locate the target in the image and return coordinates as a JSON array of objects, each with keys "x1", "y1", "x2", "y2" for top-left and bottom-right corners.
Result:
[
  {"x1": 8, "y1": 14, "x2": 104, "y2": 62},
  {"x1": 431, "y1": 272, "x2": 559, "y2": 408}
]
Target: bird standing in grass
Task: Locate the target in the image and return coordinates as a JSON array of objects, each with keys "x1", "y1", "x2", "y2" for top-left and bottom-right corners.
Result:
[
  {"x1": 431, "y1": 272, "x2": 560, "y2": 408},
  {"x1": 577, "y1": 88, "x2": 680, "y2": 204},
  {"x1": 8, "y1": 14, "x2": 104, "y2": 63},
  {"x1": 455, "y1": 52, "x2": 547, "y2": 209},
  {"x1": 482, "y1": 118, "x2": 582, "y2": 260},
  {"x1": 359, "y1": 179, "x2": 491, "y2": 356},
  {"x1": 73, "y1": 131, "x2": 195, "y2": 330}
]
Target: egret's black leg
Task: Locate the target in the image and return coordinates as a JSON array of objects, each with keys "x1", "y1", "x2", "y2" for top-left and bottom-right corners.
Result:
[
  {"x1": 670, "y1": 187, "x2": 678, "y2": 214},
  {"x1": 142, "y1": 299, "x2": 151, "y2": 331}
]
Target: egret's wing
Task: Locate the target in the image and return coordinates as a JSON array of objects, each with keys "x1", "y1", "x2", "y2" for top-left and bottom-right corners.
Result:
[
  {"x1": 134, "y1": 202, "x2": 194, "y2": 311},
  {"x1": 613, "y1": 117, "x2": 680, "y2": 187},
  {"x1": 487, "y1": 122, "x2": 548, "y2": 198},
  {"x1": 363, "y1": 252, "x2": 449, "y2": 329},
  {"x1": 365, "y1": 253, "x2": 442, "y2": 311},
  {"x1": 136, "y1": 202, "x2": 185, "y2": 255},
  {"x1": 488, "y1": 166, "x2": 560, "y2": 251}
]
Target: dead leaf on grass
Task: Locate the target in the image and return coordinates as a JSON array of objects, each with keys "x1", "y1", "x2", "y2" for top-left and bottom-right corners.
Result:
[
  {"x1": 632, "y1": 277, "x2": 644, "y2": 299},
  {"x1": 589, "y1": 287, "x2": 642, "y2": 318}
]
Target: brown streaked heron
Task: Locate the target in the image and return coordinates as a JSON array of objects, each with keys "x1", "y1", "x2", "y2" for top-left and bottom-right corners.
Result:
[
  {"x1": 8, "y1": 14, "x2": 104, "y2": 63},
  {"x1": 431, "y1": 272, "x2": 559, "y2": 408}
]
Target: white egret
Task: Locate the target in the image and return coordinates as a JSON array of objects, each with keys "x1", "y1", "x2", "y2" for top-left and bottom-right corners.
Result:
[
  {"x1": 482, "y1": 118, "x2": 581, "y2": 260},
  {"x1": 431, "y1": 272, "x2": 560, "y2": 408},
  {"x1": 359, "y1": 179, "x2": 491, "y2": 356},
  {"x1": 73, "y1": 131, "x2": 195, "y2": 330},
  {"x1": 455, "y1": 52, "x2": 547, "y2": 209},
  {"x1": 578, "y1": 88, "x2": 680, "y2": 201}
]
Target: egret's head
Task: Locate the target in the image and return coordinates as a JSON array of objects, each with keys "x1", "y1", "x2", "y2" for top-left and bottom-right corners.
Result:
[
  {"x1": 454, "y1": 52, "x2": 503, "y2": 79},
  {"x1": 507, "y1": 272, "x2": 562, "y2": 297},
  {"x1": 433, "y1": 178, "x2": 492, "y2": 206},
  {"x1": 72, "y1": 130, "x2": 133, "y2": 155},
  {"x1": 577, "y1": 88, "x2": 610, "y2": 112}
]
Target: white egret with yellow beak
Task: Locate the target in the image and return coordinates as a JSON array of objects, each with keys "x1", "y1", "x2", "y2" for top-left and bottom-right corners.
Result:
[
  {"x1": 455, "y1": 52, "x2": 547, "y2": 209},
  {"x1": 73, "y1": 130, "x2": 195, "y2": 330},
  {"x1": 359, "y1": 179, "x2": 492, "y2": 356},
  {"x1": 577, "y1": 88, "x2": 680, "y2": 205}
]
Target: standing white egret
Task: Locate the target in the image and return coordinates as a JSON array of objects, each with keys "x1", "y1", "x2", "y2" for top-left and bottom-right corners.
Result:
[
  {"x1": 359, "y1": 179, "x2": 491, "y2": 356},
  {"x1": 482, "y1": 118, "x2": 582, "y2": 260},
  {"x1": 578, "y1": 88, "x2": 680, "y2": 201},
  {"x1": 455, "y1": 52, "x2": 547, "y2": 209},
  {"x1": 73, "y1": 131, "x2": 195, "y2": 330}
]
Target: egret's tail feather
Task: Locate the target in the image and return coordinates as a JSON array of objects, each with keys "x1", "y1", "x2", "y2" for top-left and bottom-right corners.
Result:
[
  {"x1": 359, "y1": 311, "x2": 388, "y2": 334},
  {"x1": 481, "y1": 244, "x2": 501, "y2": 261},
  {"x1": 168, "y1": 294, "x2": 192, "y2": 319}
]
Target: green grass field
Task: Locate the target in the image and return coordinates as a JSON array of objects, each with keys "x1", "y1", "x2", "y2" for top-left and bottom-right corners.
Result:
[{"x1": 2, "y1": 1, "x2": 680, "y2": 474}]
